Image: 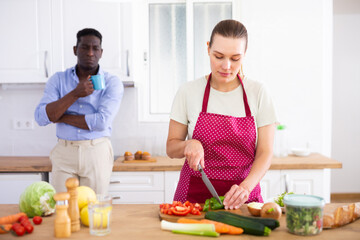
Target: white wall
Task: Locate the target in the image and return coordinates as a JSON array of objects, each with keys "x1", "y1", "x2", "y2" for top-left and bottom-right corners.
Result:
[
  {"x1": 0, "y1": 85, "x2": 169, "y2": 157},
  {"x1": 331, "y1": 0, "x2": 360, "y2": 193},
  {"x1": 239, "y1": 0, "x2": 333, "y2": 155}
]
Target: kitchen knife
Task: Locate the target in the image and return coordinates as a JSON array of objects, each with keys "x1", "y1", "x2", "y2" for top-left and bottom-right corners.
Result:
[{"x1": 198, "y1": 163, "x2": 223, "y2": 205}]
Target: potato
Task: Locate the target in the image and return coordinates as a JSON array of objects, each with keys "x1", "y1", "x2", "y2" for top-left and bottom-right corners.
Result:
[
  {"x1": 247, "y1": 202, "x2": 264, "y2": 216},
  {"x1": 260, "y1": 202, "x2": 282, "y2": 220}
]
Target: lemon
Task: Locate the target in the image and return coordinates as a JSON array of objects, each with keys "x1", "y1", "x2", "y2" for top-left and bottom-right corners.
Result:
[
  {"x1": 77, "y1": 186, "x2": 96, "y2": 210},
  {"x1": 80, "y1": 205, "x2": 90, "y2": 227},
  {"x1": 80, "y1": 205, "x2": 112, "y2": 227}
]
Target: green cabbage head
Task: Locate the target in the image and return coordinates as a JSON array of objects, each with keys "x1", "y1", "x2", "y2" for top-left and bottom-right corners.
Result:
[{"x1": 19, "y1": 181, "x2": 56, "y2": 217}]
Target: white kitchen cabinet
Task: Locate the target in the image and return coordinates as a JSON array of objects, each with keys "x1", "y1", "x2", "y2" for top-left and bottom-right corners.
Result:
[
  {"x1": 51, "y1": 0, "x2": 129, "y2": 79},
  {"x1": 0, "y1": 0, "x2": 131, "y2": 84},
  {"x1": 108, "y1": 171, "x2": 181, "y2": 204},
  {"x1": 164, "y1": 171, "x2": 181, "y2": 203},
  {"x1": 0, "y1": 0, "x2": 52, "y2": 83},
  {"x1": 260, "y1": 170, "x2": 282, "y2": 201},
  {"x1": 0, "y1": 173, "x2": 43, "y2": 204},
  {"x1": 261, "y1": 169, "x2": 331, "y2": 203}
]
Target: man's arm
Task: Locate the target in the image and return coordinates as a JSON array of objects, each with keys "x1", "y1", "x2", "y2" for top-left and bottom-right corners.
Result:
[
  {"x1": 46, "y1": 77, "x2": 93, "y2": 123},
  {"x1": 56, "y1": 114, "x2": 89, "y2": 130}
]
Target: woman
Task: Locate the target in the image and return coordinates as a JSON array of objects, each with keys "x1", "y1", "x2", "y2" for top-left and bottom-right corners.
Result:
[{"x1": 166, "y1": 19, "x2": 277, "y2": 210}]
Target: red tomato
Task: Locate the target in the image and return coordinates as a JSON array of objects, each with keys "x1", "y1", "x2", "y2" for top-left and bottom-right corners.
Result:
[
  {"x1": 23, "y1": 224, "x2": 34, "y2": 234},
  {"x1": 20, "y1": 219, "x2": 32, "y2": 227},
  {"x1": 12, "y1": 223, "x2": 25, "y2": 236},
  {"x1": 18, "y1": 215, "x2": 28, "y2": 223},
  {"x1": 33, "y1": 216, "x2": 43, "y2": 225}
]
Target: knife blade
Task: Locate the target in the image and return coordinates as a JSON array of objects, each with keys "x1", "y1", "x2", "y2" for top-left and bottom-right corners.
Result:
[{"x1": 198, "y1": 163, "x2": 223, "y2": 205}]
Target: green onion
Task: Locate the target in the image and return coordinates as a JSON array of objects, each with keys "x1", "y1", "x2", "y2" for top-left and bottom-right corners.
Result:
[
  {"x1": 161, "y1": 220, "x2": 215, "y2": 232},
  {"x1": 172, "y1": 230, "x2": 220, "y2": 237}
]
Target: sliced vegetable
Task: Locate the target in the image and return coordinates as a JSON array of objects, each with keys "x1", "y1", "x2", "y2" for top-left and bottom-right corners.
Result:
[
  {"x1": 171, "y1": 206, "x2": 191, "y2": 216},
  {"x1": 210, "y1": 196, "x2": 225, "y2": 210},
  {"x1": 215, "y1": 211, "x2": 280, "y2": 230},
  {"x1": 203, "y1": 199, "x2": 210, "y2": 212},
  {"x1": 161, "y1": 220, "x2": 215, "y2": 232},
  {"x1": 172, "y1": 229, "x2": 219, "y2": 237},
  {"x1": 160, "y1": 201, "x2": 202, "y2": 216},
  {"x1": 0, "y1": 224, "x2": 12, "y2": 234},
  {"x1": 205, "y1": 211, "x2": 271, "y2": 236},
  {"x1": 0, "y1": 212, "x2": 26, "y2": 225},
  {"x1": 247, "y1": 202, "x2": 264, "y2": 216}
]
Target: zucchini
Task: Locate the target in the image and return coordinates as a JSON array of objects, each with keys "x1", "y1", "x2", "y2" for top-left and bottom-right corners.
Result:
[
  {"x1": 216, "y1": 211, "x2": 280, "y2": 230},
  {"x1": 205, "y1": 211, "x2": 271, "y2": 236}
]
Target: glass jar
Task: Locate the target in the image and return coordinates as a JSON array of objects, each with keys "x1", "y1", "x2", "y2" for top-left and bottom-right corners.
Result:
[{"x1": 284, "y1": 194, "x2": 325, "y2": 236}]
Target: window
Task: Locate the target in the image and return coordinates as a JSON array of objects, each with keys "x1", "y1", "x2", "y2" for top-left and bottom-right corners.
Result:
[{"x1": 134, "y1": 0, "x2": 236, "y2": 122}]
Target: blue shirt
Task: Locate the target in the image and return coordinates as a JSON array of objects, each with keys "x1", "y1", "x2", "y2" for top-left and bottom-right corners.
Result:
[{"x1": 34, "y1": 65, "x2": 124, "y2": 141}]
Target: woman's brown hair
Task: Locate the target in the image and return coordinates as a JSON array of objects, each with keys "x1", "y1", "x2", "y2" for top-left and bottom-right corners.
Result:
[{"x1": 209, "y1": 19, "x2": 248, "y2": 51}]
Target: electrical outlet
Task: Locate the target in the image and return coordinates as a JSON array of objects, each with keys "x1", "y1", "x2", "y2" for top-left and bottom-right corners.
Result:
[{"x1": 13, "y1": 119, "x2": 34, "y2": 130}]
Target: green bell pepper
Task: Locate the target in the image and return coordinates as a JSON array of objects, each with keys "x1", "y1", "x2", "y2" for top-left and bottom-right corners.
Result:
[
  {"x1": 209, "y1": 196, "x2": 225, "y2": 210},
  {"x1": 203, "y1": 199, "x2": 210, "y2": 212}
]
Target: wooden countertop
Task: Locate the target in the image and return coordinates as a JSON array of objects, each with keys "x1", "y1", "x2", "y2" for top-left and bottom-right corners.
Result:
[
  {"x1": 0, "y1": 203, "x2": 358, "y2": 240},
  {"x1": 0, "y1": 153, "x2": 342, "y2": 172}
]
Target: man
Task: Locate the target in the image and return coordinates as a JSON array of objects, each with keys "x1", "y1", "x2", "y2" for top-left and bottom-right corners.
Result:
[{"x1": 35, "y1": 28, "x2": 124, "y2": 194}]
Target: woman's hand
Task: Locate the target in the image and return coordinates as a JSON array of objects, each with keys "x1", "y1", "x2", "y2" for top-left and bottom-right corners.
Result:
[
  {"x1": 223, "y1": 184, "x2": 250, "y2": 210},
  {"x1": 184, "y1": 139, "x2": 204, "y2": 171}
]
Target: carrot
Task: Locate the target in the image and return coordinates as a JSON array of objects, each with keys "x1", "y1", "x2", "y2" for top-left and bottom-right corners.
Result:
[
  {"x1": 177, "y1": 218, "x2": 230, "y2": 234},
  {"x1": 226, "y1": 225, "x2": 244, "y2": 235},
  {"x1": 177, "y1": 217, "x2": 243, "y2": 235},
  {"x1": 0, "y1": 212, "x2": 26, "y2": 225},
  {"x1": 0, "y1": 224, "x2": 12, "y2": 234},
  {"x1": 200, "y1": 219, "x2": 243, "y2": 235},
  {"x1": 200, "y1": 219, "x2": 230, "y2": 233},
  {"x1": 177, "y1": 218, "x2": 203, "y2": 224}
]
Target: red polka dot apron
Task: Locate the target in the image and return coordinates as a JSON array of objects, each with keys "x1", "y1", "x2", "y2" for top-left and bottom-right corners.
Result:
[{"x1": 173, "y1": 73, "x2": 262, "y2": 203}]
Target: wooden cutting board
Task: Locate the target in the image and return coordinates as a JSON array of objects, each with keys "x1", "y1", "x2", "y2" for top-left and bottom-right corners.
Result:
[
  {"x1": 123, "y1": 158, "x2": 157, "y2": 163},
  {"x1": 159, "y1": 208, "x2": 244, "y2": 222}
]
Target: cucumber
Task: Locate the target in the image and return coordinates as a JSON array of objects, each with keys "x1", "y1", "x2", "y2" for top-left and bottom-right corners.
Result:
[
  {"x1": 205, "y1": 211, "x2": 271, "y2": 236},
  {"x1": 216, "y1": 211, "x2": 280, "y2": 230}
]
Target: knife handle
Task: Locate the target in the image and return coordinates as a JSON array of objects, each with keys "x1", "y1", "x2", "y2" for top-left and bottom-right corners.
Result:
[{"x1": 198, "y1": 163, "x2": 203, "y2": 172}]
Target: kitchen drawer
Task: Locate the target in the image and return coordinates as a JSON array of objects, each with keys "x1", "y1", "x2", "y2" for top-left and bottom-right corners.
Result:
[
  {"x1": 109, "y1": 172, "x2": 164, "y2": 191},
  {"x1": 109, "y1": 191, "x2": 164, "y2": 204},
  {"x1": 0, "y1": 173, "x2": 42, "y2": 204}
]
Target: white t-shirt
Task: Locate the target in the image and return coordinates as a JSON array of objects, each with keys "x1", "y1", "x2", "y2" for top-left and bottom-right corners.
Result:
[{"x1": 170, "y1": 76, "x2": 278, "y2": 140}]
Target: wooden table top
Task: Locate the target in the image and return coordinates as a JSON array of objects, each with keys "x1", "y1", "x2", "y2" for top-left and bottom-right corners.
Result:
[
  {"x1": 0, "y1": 203, "x2": 358, "y2": 240},
  {"x1": 0, "y1": 153, "x2": 341, "y2": 172}
]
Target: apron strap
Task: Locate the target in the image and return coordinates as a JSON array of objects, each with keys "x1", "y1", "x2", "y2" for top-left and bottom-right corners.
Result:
[{"x1": 202, "y1": 73, "x2": 252, "y2": 117}]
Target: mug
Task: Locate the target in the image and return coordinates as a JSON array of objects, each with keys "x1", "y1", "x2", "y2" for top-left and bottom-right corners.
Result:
[{"x1": 90, "y1": 75, "x2": 105, "y2": 90}]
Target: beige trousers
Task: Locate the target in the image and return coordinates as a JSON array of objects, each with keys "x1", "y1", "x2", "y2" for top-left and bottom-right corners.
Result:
[{"x1": 50, "y1": 137, "x2": 114, "y2": 195}]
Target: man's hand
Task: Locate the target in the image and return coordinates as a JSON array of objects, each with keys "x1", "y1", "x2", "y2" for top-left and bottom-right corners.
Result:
[{"x1": 73, "y1": 75, "x2": 94, "y2": 98}]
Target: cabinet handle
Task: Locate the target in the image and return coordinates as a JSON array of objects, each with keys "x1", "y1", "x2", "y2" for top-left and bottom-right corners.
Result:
[
  {"x1": 285, "y1": 174, "x2": 290, "y2": 192},
  {"x1": 44, "y1": 51, "x2": 49, "y2": 78},
  {"x1": 112, "y1": 196, "x2": 121, "y2": 200},
  {"x1": 126, "y1": 49, "x2": 130, "y2": 77},
  {"x1": 110, "y1": 180, "x2": 120, "y2": 184},
  {"x1": 143, "y1": 51, "x2": 148, "y2": 63}
]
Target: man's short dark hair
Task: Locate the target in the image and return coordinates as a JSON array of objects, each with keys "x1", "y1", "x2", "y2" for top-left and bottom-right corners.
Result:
[{"x1": 76, "y1": 28, "x2": 102, "y2": 46}]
